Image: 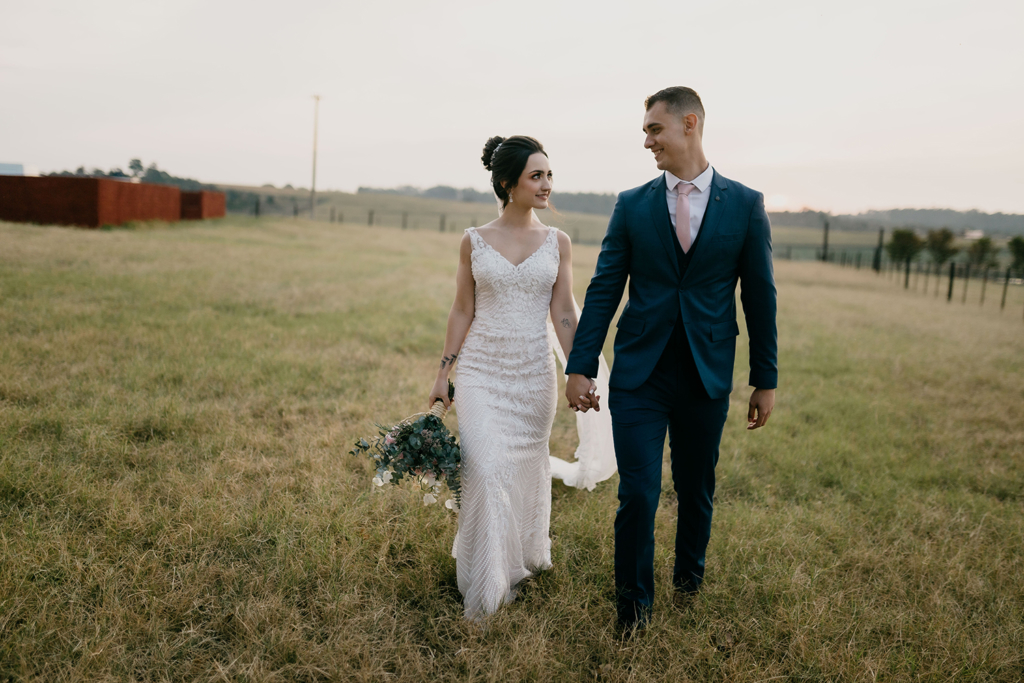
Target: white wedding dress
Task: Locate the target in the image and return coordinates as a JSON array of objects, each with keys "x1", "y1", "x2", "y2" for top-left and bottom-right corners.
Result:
[{"x1": 452, "y1": 225, "x2": 616, "y2": 621}]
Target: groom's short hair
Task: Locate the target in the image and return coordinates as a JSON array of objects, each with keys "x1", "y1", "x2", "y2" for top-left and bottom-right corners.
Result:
[{"x1": 645, "y1": 87, "x2": 705, "y2": 132}]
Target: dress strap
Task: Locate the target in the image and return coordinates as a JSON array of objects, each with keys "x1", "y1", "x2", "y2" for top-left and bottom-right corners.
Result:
[
  {"x1": 547, "y1": 227, "x2": 560, "y2": 264},
  {"x1": 465, "y1": 226, "x2": 484, "y2": 251}
]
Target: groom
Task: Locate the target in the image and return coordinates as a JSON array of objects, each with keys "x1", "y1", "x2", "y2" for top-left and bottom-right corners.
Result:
[{"x1": 565, "y1": 87, "x2": 777, "y2": 630}]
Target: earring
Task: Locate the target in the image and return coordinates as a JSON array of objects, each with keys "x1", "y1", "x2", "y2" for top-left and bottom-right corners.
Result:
[{"x1": 507, "y1": 188, "x2": 514, "y2": 204}]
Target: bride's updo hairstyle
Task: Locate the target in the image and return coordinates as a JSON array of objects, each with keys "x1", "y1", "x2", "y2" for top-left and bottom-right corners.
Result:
[{"x1": 481, "y1": 135, "x2": 547, "y2": 209}]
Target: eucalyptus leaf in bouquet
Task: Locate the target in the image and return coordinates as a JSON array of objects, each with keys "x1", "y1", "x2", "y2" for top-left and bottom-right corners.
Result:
[{"x1": 350, "y1": 380, "x2": 461, "y2": 509}]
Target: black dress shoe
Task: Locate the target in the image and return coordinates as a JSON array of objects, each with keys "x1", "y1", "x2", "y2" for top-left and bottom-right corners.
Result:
[
  {"x1": 615, "y1": 618, "x2": 648, "y2": 639},
  {"x1": 672, "y1": 589, "x2": 696, "y2": 611}
]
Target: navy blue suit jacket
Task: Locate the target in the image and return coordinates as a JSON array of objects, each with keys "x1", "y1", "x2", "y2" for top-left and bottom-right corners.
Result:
[{"x1": 565, "y1": 170, "x2": 778, "y2": 399}]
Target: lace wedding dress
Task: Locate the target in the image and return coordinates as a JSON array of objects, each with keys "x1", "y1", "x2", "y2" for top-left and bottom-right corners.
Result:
[
  {"x1": 452, "y1": 226, "x2": 558, "y2": 620},
  {"x1": 452, "y1": 225, "x2": 616, "y2": 621}
]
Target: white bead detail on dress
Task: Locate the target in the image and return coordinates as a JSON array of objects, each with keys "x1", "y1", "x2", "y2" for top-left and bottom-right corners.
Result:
[{"x1": 452, "y1": 226, "x2": 559, "y2": 620}]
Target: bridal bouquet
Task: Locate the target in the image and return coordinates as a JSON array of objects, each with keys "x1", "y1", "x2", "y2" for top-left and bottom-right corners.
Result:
[{"x1": 350, "y1": 381, "x2": 461, "y2": 509}]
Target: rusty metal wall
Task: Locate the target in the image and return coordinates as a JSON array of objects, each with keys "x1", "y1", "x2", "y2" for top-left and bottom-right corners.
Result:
[
  {"x1": 180, "y1": 191, "x2": 226, "y2": 220},
  {"x1": 0, "y1": 176, "x2": 181, "y2": 227}
]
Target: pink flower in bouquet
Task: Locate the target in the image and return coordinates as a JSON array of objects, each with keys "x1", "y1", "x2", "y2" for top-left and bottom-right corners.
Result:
[{"x1": 384, "y1": 433, "x2": 396, "y2": 446}]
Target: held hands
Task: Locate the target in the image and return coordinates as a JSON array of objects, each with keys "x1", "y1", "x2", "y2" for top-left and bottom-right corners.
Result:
[
  {"x1": 565, "y1": 373, "x2": 600, "y2": 413},
  {"x1": 747, "y1": 388, "x2": 775, "y2": 430}
]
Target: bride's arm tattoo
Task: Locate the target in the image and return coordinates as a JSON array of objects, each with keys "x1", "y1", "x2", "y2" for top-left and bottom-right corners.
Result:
[
  {"x1": 561, "y1": 318, "x2": 571, "y2": 329},
  {"x1": 440, "y1": 353, "x2": 458, "y2": 370}
]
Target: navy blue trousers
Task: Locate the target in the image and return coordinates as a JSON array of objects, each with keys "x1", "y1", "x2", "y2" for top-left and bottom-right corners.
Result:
[{"x1": 608, "y1": 323, "x2": 730, "y2": 626}]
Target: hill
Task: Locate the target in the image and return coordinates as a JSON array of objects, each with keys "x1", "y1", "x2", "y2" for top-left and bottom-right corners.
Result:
[{"x1": 39, "y1": 161, "x2": 1024, "y2": 237}]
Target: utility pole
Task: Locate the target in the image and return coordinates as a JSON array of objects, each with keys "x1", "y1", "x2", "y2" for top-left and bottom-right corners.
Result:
[{"x1": 310, "y1": 95, "x2": 321, "y2": 220}]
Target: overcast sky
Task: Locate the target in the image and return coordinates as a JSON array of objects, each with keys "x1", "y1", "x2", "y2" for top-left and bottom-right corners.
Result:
[{"x1": 2, "y1": 0, "x2": 1022, "y2": 214}]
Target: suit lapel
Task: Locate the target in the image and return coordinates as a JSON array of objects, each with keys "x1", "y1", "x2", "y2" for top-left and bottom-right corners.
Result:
[
  {"x1": 645, "y1": 175, "x2": 679, "y2": 276},
  {"x1": 681, "y1": 170, "x2": 729, "y2": 283}
]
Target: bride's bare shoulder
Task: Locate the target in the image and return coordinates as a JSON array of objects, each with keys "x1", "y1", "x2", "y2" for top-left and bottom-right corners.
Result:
[{"x1": 474, "y1": 220, "x2": 500, "y2": 236}]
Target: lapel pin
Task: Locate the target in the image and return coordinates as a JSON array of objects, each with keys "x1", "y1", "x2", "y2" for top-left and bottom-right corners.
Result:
[{"x1": 715, "y1": 196, "x2": 720, "y2": 201}]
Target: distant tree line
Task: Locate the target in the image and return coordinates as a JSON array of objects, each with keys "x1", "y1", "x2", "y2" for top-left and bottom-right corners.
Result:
[
  {"x1": 886, "y1": 228, "x2": 1024, "y2": 271},
  {"x1": 357, "y1": 185, "x2": 618, "y2": 216},
  {"x1": 46, "y1": 160, "x2": 259, "y2": 213},
  {"x1": 359, "y1": 187, "x2": 1024, "y2": 236}
]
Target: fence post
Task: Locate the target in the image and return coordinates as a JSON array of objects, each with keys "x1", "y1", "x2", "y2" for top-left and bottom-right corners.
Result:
[
  {"x1": 330, "y1": 207, "x2": 335, "y2": 223},
  {"x1": 947, "y1": 261, "x2": 955, "y2": 301},
  {"x1": 293, "y1": 200, "x2": 298, "y2": 218},
  {"x1": 923, "y1": 262, "x2": 930, "y2": 294},
  {"x1": 961, "y1": 263, "x2": 971, "y2": 303},
  {"x1": 402, "y1": 211, "x2": 408, "y2": 229},
  {"x1": 786, "y1": 245, "x2": 792, "y2": 260},
  {"x1": 368, "y1": 209, "x2": 374, "y2": 226},
  {"x1": 338, "y1": 212, "x2": 343, "y2": 224},
  {"x1": 1001, "y1": 267, "x2": 1011, "y2": 311},
  {"x1": 855, "y1": 252, "x2": 861, "y2": 269},
  {"x1": 904, "y1": 257, "x2": 911, "y2": 289},
  {"x1": 821, "y1": 220, "x2": 829, "y2": 262},
  {"x1": 873, "y1": 229, "x2": 884, "y2": 272},
  {"x1": 439, "y1": 214, "x2": 446, "y2": 232},
  {"x1": 255, "y1": 197, "x2": 260, "y2": 217},
  {"x1": 980, "y1": 266, "x2": 989, "y2": 306}
]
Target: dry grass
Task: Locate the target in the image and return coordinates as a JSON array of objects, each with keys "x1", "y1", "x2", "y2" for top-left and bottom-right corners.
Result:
[{"x1": 1, "y1": 217, "x2": 1022, "y2": 682}]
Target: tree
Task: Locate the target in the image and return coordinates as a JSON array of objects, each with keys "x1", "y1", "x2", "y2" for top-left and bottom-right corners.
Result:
[
  {"x1": 1007, "y1": 236, "x2": 1024, "y2": 273},
  {"x1": 885, "y1": 229, "x2": 924, "y2": 263},
  {"x1": 925, "y1": 228, "x2": 959, "y2": 267},
  {"x1": 967, "y1": 236, "x2": 998, "y2": 268},
  {"x1": 128, "y1": 159, "x2": 144, "y2": 177}
]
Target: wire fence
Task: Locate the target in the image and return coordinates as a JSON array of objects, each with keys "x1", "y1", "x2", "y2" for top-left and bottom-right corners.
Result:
[{"x1": 795, "y1": 246, "x2": 1024, "y2": 320}]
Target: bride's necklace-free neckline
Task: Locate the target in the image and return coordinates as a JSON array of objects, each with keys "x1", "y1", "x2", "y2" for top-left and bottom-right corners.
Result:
[{"x1": 473, "y1": 226, "x2": 553, "y2": 268}]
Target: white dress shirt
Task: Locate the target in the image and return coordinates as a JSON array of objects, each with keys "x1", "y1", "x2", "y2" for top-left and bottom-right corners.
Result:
[{"x1": 665, "y1": 164, "x2": 714, "y2": 249}]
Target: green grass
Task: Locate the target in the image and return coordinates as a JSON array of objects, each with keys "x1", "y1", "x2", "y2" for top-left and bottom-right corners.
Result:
[{"x1": 1, "y1": 217, "x2": 1023, "y2": 682}]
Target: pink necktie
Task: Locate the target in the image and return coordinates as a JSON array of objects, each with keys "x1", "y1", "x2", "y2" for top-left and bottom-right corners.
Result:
[{"x1": 675, "y1": 182, "x2": 696, "y2": 253}]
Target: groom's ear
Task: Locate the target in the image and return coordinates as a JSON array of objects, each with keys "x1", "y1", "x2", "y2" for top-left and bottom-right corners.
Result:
[{"x1": 683, "y1": 112, "x2": 701, "y2": 135}]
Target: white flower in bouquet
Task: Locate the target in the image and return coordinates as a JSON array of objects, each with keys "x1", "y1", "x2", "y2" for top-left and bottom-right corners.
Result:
[
  {"x1": 423, "y1": 493, "x2": 437, "y2": 505},
  {"x1": 445, "y1": 498, "x2": 460, "y2": 511}
]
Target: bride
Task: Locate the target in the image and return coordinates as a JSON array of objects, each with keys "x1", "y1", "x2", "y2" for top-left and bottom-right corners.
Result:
[{"x1": 427, "y1": 135, "x2": 615, "y2": 620}]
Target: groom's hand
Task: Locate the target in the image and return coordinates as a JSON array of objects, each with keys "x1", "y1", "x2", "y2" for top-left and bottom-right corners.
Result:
[
  {"x1": 747, "y1": 388, "x2": 775, "y2": 430},
  {"x1": 566, "y1": 373, "x2": 600, "y2": 413}
]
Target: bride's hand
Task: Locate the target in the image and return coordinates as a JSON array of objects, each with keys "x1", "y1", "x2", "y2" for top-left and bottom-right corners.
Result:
[{"x1": 428, "y1": 376, "x2": 452, "y2": 410}]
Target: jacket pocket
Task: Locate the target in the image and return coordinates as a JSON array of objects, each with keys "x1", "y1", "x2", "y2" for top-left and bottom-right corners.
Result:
[
  {"x1": 616, "y1": 313, "x2": 645, "y2": 335},
  {"x1": 714, "y1": 232, "x2": 744, "y2": 242},
  {"x1": 710, "y1": 320, "x2": 740, "y2": 341}
]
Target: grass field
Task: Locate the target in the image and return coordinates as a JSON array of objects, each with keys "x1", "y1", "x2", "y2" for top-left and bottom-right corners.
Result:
[{"x1": 1, "y1": 216, "x2": 1023, "y2": 682}]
